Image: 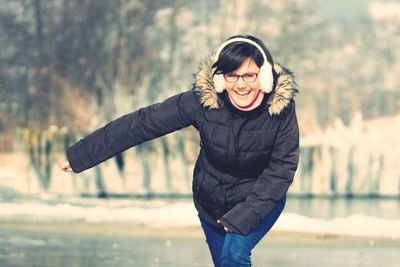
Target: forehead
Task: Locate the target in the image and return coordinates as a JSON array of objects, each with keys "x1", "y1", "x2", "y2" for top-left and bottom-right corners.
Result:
[{"x1": 234, "y1": 58, "x2": 259, "y2": 73}]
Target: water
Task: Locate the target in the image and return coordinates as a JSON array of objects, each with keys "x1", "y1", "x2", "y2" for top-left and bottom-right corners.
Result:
[
  {"x1": 0, "y1": 231, "x2": 210, "y2": 267},
  {"x1": 285, "y1": 196, "x2": 400, "y2": 219}
]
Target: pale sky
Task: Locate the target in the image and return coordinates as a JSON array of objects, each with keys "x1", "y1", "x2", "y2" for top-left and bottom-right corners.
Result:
[{"x1": 318, "y1": 0, "x2": 369, "y2": 20}]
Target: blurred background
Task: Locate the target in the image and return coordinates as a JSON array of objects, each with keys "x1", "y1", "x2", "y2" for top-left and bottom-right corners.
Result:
[{"x1": 0, "y1": 0, "x2": 399, "y2": 267}]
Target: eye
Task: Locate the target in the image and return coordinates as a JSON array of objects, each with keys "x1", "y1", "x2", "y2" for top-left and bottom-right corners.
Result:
[
  {"x1": 225, "y1": 72, "x2": 238, "y2": 78},
  {"x1": 243, "y1": 73, "x2": 257, "y2": 79}
]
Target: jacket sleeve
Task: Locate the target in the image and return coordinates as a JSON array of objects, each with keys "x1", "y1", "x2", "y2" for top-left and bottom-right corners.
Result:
[
  {"x1": 219, "y1": 100, "x2": 299, "y2": 235},
  {"x1": 66, "y1": 90, "x2": 200, "y2": 173}
]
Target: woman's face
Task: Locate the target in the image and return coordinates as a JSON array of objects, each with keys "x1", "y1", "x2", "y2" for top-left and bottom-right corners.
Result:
[{"x1": 224, "y1": 58, "x2": 261, "y2": 107}]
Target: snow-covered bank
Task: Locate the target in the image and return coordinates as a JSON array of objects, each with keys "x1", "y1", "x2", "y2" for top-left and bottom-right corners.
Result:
[{"x1": 0, "y1": 200, "x2": 399, "y2": 239}]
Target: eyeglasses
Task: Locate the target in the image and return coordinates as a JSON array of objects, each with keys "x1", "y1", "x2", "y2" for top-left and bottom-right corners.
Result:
[{"x1": 223, "y1": 72, "x2": 259, "y2": 83}]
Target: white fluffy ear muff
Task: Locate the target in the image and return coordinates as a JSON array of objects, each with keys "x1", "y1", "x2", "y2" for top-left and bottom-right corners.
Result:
[
  {"x1": 213, "y1": 74, "x2": 225, "y2": 93},
  {"x1": 212, "y1": 38, "x2": 274, "y2": 93}
]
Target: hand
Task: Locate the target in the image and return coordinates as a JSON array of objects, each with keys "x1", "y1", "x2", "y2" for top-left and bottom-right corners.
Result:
[
  {"x1": 217, "y1": 219, "x2": 230, "y2": 232},
  {"x1": 60, "y1": 161, "x2": 73, "y2": 172}
]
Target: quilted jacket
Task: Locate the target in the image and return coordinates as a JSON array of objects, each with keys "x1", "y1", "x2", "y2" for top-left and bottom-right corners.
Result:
[{"x1": 67, "y1": 55, "x2": 299, "y2": 235}]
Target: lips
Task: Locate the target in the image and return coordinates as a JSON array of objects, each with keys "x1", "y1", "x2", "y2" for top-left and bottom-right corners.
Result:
[{"x1": 235, "y1": 90, "x2": 251, "y2": 96}]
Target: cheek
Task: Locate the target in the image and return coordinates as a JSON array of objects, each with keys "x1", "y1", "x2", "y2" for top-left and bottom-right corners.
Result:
[
  {"x1": 224, "y1": 82, "x2": 234, "y2": 91},
  {"x1": 250, "y1": 81, "x2": 261, "y2": 91}
]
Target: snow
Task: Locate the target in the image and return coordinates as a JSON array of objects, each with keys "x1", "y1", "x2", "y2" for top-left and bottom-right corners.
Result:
[{"x1": 0, "y1": 199, "x2": 399, "y2": 238}]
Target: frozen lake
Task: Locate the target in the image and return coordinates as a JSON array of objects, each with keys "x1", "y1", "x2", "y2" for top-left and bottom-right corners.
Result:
[
  {"x1": 0, "y1": 222, "x2": 398, "y2": 267},
  {"x1": 0, "y1": 196, "x2": 399, "y2": 266}
]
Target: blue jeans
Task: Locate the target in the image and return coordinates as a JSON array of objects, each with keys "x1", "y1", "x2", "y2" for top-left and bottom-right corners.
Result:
[{"x1": 198, "y1": 194, "x2": 286, "y2": 267}]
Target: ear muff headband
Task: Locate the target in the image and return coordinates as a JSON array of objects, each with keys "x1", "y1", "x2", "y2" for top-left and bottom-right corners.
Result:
[
  {"x1": 215, "y1": 38, "x2": 269, "y2": 64},
  {"x1": 212, "y1": 37, "x2": 274, "y2": 93}
]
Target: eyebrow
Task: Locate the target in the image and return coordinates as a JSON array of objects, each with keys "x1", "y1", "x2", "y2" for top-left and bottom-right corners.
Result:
[{"x1": 229, "y1": 71, "x2": 259, "y2": 75}]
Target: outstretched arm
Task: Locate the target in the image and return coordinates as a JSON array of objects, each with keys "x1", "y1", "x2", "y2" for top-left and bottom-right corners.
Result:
[{"x1": 65, "y1": 90, "x2": 200, "y2": 173}]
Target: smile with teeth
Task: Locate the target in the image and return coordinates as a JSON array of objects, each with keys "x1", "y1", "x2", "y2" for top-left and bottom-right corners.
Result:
[{"x1": 235, "y1": 90, "x2": 251, "y2": 96}]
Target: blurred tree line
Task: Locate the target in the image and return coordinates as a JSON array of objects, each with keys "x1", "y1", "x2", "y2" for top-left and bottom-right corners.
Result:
[{"x1": 0, "y1": 0, "x2": 399, "y2": 150}]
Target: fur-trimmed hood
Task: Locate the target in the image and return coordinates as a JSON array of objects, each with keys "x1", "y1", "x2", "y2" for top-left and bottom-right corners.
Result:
[{"x1": 193, "y1": 54, "x2": 298, "y2": 116}]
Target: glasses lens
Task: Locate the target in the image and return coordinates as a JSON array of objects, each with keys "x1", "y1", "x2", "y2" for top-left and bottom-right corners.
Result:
[
  {"x1": 224, "y1": 73, "x2": 239, "y2": 82},
  {"x1": 243, "y1": 73, "x2": 258, "y2": 82}
]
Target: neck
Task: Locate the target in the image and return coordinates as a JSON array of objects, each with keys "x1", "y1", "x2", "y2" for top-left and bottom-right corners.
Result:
[{"x1": 228, "y1": 90, "x2": 264, "y2": 111}]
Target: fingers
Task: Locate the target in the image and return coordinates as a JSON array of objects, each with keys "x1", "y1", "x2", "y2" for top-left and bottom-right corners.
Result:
[
  {"x1": 60, "y1": 161, "x2": 73, "y2": 172},
  {"x1": 217, "y1": 219, "x2": 230, "y2": 232}
]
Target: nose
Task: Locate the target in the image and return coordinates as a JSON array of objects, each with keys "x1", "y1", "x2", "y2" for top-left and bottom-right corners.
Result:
[{"x1": 236, "y1": 77, "x2": 247, "y2": 88}]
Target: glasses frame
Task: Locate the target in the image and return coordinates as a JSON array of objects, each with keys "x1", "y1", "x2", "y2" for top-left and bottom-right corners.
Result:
[{"x1": 223, "y1": 72, "x2": 259, "y2": 83}]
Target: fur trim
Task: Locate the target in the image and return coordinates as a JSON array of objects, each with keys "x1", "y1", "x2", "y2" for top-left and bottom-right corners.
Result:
[
  {"x1": 193, "y1": 55, "x2": 298, "y2": 115},
  {"x1": 267, "y1": 63, "x2": 299, "y2": 115},
  {"x1": 193, "y1": 54, "x2": 220, "y2": 109}
]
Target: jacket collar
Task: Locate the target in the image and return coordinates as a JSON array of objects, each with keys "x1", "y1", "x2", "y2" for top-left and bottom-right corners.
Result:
[{"x1": 192, "y1": 54, "x2": 298, "y2": 116}]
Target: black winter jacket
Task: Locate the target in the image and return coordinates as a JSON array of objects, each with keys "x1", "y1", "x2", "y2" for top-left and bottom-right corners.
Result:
[{"x1": 67, "y1": 55, "x2": 299, "y2": 235}]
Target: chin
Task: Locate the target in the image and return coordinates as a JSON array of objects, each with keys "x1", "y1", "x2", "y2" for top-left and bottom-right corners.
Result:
[{"x1": 234, "y1": 98, "x2": 251, "y2": 106}]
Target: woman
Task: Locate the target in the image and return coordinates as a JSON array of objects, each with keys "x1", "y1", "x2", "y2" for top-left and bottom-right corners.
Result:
[{"x1": 62, "y1": 35, "x2": 299, "y2": 267}]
